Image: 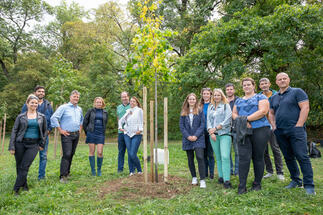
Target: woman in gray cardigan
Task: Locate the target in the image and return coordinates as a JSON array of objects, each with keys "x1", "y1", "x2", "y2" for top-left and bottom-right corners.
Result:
[
  {"x1": 179, "y1": 93, "x2": 206, "y2": 188},
  {"x1": 207, "y1": 88, "x2": 232, "y2": 188}
]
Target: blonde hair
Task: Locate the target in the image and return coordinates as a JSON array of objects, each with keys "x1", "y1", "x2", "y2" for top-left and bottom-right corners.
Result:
[
  {"x1": 93, "y1": 97, "x2": 106, "y2": 108},
  {"x1": 181, "y1": 93, "x2": 200, "y2": 116},
  {"x1": 213, "y1": 88, "x2": 228, "y2": 104},
  {"x1": 130, "y1": 96, "x2": 142, "y2": 108},
  {"x1": 26, "y1": 94, "x2": 39, "y2": 104}
]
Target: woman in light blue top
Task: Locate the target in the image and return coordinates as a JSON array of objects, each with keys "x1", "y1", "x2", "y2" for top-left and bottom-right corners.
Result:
[
  {"x1": 207, "y1": 88, "x2": 232, "y2": 188},
  {"x1": 232, "y1": 77, "x2": 270, "y2": 194}
]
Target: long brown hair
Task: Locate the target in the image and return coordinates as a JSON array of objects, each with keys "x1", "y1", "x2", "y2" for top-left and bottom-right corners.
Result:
[
  {"x1": 130, "y1": 96, "x2": 142, "y2": 108},
  {"x1": 181, "y1": 93, "x2": 200, "y2": 116},
  {"x1": 199, "y1": 87, "x2": 214, "y2": 108}
]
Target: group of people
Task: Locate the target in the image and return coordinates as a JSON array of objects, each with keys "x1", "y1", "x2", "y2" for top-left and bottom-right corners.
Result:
[
  {"x1": 179, "y1": 73, "x2": 315, "y2": 195},
  {"x1": 9, "y1": 86, "x2": 144, "y2": 195},
  {"x1": 8, "y1": 72, "x2": 315, "y2": 196}
]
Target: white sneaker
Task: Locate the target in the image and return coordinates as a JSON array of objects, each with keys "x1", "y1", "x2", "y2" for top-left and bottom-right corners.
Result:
[
  {"x1": 137, "y1": 172, "x2": 143, "y2": 175},
  {"x1": 200, "y1": 180, "x2": 206, "y2": 188},
  {"x1": 192, "y1": 177, "x2": 198, "y2": 185},
  {"x1": 129, "y1": 172, "x2": 134, "y2": 176},
  {"x1": 277, "y1": 174, "x2": 285, "y2": 181},
  {"x1": 263, "y1": 173, "x2": 273, "y2": 178}
]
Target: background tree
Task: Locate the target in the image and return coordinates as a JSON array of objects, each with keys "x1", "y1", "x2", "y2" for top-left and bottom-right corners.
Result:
[{"x1": 0, "y1": 0, "x2": 51, "y2": 78}]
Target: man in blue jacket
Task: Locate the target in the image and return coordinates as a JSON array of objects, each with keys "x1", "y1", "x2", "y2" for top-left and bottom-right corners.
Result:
[
  {"x1": 21, "y1": 85, "x2": 53, "y2": 180},
  {"x1": 258, "y1": 78, "x2": 284, "y2": 181}
]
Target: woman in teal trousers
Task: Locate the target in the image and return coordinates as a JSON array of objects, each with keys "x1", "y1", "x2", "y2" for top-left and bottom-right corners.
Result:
[{"x1": 207, "y1": 88, "x2": 232, "y2": 188}]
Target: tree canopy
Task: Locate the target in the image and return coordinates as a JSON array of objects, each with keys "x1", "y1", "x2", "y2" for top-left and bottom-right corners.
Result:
[{"x1": 0, "y1": 0, "x2": 321, "y2": 137}]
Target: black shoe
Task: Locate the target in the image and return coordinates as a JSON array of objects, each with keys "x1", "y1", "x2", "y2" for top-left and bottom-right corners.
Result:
[
  {"x1": 210, "y1": 175, "x2": 214, "y2": 180},
  {"x1": 218, "y1": 177, "x2": 224, "y2": 184},
  {"x1": 223, "y1": 181, "x2": 232, "y2": 189},
  {"x1": 238, "y1": 187, "x2": 247, "y2": 195},
  {"x1": 251, "y1": 182, "x2": 261, "y2": 191}
]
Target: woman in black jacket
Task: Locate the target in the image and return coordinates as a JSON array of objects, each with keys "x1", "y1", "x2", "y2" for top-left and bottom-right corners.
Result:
[
  {"x1": 9, "y1": 94, "x2": 47, "y2": 195},
  {"x1": 83, "y1": 97, "x2": 108, "y2": 176}
]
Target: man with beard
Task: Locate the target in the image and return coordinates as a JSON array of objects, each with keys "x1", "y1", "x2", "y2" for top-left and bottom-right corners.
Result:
[{"x1": 21, "y1": 85, "x2": 53, "y2": 180}]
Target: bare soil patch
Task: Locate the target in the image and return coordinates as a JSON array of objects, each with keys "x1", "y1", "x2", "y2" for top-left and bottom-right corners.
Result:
[{"x1": 98, "y1": 174, "x2": 191, "y2": 200}]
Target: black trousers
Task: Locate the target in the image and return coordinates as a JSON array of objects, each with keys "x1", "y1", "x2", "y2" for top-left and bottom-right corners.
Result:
[
  {"x1": 204, "y1": 130, "x2": 215, "y2": 177},
  {"x1": 264, "y1": 129, "x2": 284, "y2": 175},
  {"x1": 186, "y1": 148, "x2": 206, "y2": 180},
  {"x1": 60, "y1": 133, "x2": 79, "y2": 178},
  {"x1": 238, "y1": 126, "x2": 270, "y2": 189},
  {"x1": 14, "y1": 140, "x2": 39, "y2": 192}
]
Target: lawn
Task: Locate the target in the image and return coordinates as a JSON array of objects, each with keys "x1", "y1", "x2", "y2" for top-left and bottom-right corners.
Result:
[{"x1": 0, "y1": 136, "x2": 322, "y2": 215}]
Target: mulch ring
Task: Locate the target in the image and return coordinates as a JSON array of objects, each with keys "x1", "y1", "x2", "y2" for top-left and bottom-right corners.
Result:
[{"x1": 98, "y1": 174, "x2": 192, "y2": 200}]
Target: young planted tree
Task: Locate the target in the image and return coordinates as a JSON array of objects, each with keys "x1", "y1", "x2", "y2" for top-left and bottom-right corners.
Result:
[{"x1": 126, "y1": 0, "x2": 176, "y2": 182}]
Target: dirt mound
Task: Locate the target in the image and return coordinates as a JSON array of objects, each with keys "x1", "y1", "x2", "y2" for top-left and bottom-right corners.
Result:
[{"x1": 99, "y1": 174, "x2": 191, "y2": 200}]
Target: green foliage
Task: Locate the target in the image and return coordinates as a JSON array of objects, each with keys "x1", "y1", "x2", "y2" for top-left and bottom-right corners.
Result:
[
  {"x1": 178, "y1": 3, "x2": 323, "y2": 126},
  {"x1": 126, "y1": 0, "x2": 177, "y2": 89},
  {"x1": 0, "y1": 0, "x2": 322, "y2": 136},
  {"x1": 0, "y1": 0, "x2": 51, "y2": 67},
  {"x1": 0, "y1": 101, "x2": 7, "y2": 119},
  {"x1": 47, "y1": 54, "x2": 87, "y2": 106}
]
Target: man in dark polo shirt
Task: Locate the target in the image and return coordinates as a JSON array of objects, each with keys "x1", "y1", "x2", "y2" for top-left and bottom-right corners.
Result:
[{"x1": 269, "y1": 73, "x2": 315, "y2": 195}]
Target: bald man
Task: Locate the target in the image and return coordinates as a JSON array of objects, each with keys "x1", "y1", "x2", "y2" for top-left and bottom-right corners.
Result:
[{"x1": 269, "y1": 73, "x2": 315, "y2": 195}]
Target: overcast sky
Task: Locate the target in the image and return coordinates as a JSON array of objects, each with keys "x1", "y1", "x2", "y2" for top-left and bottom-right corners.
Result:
[
  {"x1": 45, "y1": 0, "x2": 129, "y2": 10},
  {"x1": 36, "y1": 0, "x2": 130, "y2": 26}
]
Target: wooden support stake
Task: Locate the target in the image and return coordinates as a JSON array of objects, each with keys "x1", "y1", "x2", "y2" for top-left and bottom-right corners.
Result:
[
  {"x1": 143, "y1": 87, "x2": 148, "y2": 183},
  {"x1": 0, "y1": 120, "x2": 3, "y2": 154},
  {"x1": 164, "y1": 98, "x2": 168, "y2": 182},
  {"x1": 150, "y1": 100, "x2": 154, "y2": 182},
  {"x1": 53, "y1": 128, "x2": 57, "y2": 159},
  {"x1": 2, "y1": 114, "x2": 6, "y2": 154}
]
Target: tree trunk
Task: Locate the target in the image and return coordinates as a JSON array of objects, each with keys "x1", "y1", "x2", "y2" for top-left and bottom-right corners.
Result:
[{"x1": 0, "y1": 59, "x2": 9, "y2": 79}]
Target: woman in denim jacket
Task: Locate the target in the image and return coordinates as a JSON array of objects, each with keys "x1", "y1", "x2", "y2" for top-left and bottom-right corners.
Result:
[{"x1": 207, "y1": 88, "x2": 232, "y2": 188}]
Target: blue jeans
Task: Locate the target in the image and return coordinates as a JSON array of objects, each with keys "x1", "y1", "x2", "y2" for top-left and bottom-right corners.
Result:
[
  {"x1": 118, "y1": 133, "x2": 133, "y2": 172},
  {"x1": 38, "y1": 136, "x2": 49, "y2": 179},
  {"x1": 124, "y1": 134, "x2": 142, "y2": 173},
  {"x1": 274, "y1": 127, "x2": 314, "y2": 188},
  {"x1": 230, "y1": 132, "x2": 239, "y2": 175}
]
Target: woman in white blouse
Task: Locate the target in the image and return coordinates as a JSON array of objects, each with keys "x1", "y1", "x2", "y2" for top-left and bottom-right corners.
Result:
[{"x1": 118, "y1": 96, "x2": 143, "y2": 176}]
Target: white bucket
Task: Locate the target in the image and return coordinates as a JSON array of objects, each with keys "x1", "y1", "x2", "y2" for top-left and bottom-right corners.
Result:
[{"x1": 153, "y1": 148, "x2": 169, "y2": 164}]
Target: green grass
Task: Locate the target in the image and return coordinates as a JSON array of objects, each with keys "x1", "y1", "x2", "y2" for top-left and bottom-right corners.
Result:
[{"x1": 0, "y1": 137, "x2": 322, "y2": 215}]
